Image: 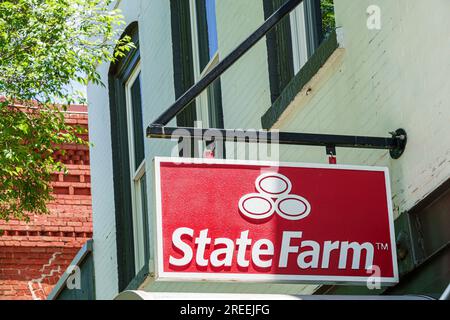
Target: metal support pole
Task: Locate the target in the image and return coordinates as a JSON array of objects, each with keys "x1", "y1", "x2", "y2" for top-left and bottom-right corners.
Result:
[{"x1": 147, "y1": 125, "x2": 407, "y2": 159}]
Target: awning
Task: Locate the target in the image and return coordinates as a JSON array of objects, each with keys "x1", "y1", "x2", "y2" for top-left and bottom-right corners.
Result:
[{"x1": 114, "y1": 290, "x2": 432, "y2": 300}]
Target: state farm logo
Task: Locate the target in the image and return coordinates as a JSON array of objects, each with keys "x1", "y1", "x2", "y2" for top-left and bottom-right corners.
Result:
[{"x1": 239, "y1": 173, "x2": 311, "y2": 221}]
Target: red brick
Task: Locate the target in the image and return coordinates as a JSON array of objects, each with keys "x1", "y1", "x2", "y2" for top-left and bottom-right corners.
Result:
[{"x1": 0, "y1": 108, "x2": 93, "y2": 300}]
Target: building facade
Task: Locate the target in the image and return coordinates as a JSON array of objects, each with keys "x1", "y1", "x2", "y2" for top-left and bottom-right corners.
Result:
[
  {"x1": 86, "y1": 0, "x2": 449, "y2": 300},
  {"x1": 0, "y1": 106, "x2": 93, "y2": 300}
]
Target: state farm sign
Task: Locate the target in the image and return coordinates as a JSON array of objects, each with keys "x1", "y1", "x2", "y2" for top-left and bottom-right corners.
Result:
[{"x1": 154, "y1": 158, "x2": 399, "y2": 285}]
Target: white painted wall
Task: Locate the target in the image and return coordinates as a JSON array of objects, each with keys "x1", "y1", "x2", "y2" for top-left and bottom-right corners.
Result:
[
  {"x1": 216, "y1": 0, "x2": 272, "y2": 130},
  {"x1": 87, "y1": 0, "x2": 142, "y2": 300},
  {"x1": 87, "y1": 61, "x2": 119, "y2": 300},
  {"x1": 275, "y1": 0, "x2": 450, "y2": 217},
  {"x1": 88, "y1": 0, "x2": 189, "y2": 299},
  {"x1": 139, "y1": 0, "x2": 181, "y2": 269}
]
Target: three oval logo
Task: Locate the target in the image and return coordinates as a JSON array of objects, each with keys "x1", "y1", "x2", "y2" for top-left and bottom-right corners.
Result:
[{"x1": 238, "y1": 173, "x2": 311, "y2": 221}]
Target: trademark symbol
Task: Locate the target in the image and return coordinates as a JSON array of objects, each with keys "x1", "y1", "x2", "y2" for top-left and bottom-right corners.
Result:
[{"x1": 376, "y1": 243, "x2": 389, "y2": 251}]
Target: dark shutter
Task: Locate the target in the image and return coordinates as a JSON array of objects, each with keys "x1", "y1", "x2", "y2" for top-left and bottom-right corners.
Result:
[
  {"x1": 170, "y1": 0, "x2": 224, "y2": 157},
  {"x1": 131, "y1": 74, "x2": 144, "y2": 169},
  {"x1": 264, "y1": 0, "x2": 324, "y2": 103},
  {"x1": 170, "y1": 0, "x2": 198, "y2": 158},
  {"x1": 196, "y1": 0, "x2": 225, "y2": 157},
  {"x1": 170, "y1": 0, "x2": 197, "y2": 129},
  {"x1": 263, "y1": 0, "x2": 295, "y2": 104},
  {"x1": 195, "y1": 0, "x2": 211, "y2": 71}
]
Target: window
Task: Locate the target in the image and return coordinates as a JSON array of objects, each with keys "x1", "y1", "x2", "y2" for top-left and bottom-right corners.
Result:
[
  {"x1": 108, "y1": 23, "x2": 150, "y2": 291},
  {"x1": 264, "y1": 0, "x2": 325, "y2": 103},
  {"x1": 170, "y1": 0, "x2": 224, "y2": 158},
  {"x1": 198, "y1": 0, "x2": 218, "y2": 64},
  {"x1": 124, "y1": 64, "x2": 149, "y2": 275},
  {"x1": 191, "y1": 0, "x2": 224, "y2": 132},
  {"x1": 290, "y1": 2, "x2": 309, "y2": 73}
]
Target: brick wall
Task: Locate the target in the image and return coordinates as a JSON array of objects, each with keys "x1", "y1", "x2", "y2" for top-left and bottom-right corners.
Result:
[{"x1": 0, "y1": 108, "x2": 93, "y2": 300}]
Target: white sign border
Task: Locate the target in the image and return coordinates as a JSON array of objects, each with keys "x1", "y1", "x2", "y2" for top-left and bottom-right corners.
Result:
[{"x1": 153, "y1": 157, "x2": 399, "y2": 286}]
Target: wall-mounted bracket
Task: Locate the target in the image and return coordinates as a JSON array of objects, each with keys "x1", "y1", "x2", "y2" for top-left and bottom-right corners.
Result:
[
  {"x1": 326, "y1": 145, "x2": 337, "y2": 157},
  {"x1": 389, "y1": 128, "x2": 408, "y2": 159},
  {"x1": 147, "y1": 125, "x2": 408, "y2": 160}
]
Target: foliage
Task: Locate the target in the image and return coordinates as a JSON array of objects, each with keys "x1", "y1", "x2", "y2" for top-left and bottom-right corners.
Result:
[
  {"x1": 0, "y1": 0, "x2": 133, "y2": 221},
  {"x1": 321, "y1": 0, "x2": 335, "y2": 37}
]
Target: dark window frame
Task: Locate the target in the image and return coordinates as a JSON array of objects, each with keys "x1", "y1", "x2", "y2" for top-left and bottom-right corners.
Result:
[
  {"x1": 263, "y1": 0, "x2": 324, "y2": 103},
  {"x1": 195, "y1": 0, "x2": 224, "y2": 132},
  {"x1": 170, "y1": 0, "x2": 224, "y2": 158},
  {"x1": 170, "y1": 0, "x2": 198, "y2": 129},
  {"x1": 108, "y1": 22, "x2": 144, "y2": 292}
]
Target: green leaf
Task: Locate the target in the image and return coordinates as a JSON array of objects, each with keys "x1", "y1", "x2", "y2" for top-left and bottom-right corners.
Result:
[{"x1": 0, "y1": 0, "x2": 129, "y2": 222}]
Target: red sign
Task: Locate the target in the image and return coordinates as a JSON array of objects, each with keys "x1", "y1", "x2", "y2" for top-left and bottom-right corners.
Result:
[{"x1": 154, "y1": 158, "x2": 398, "y2": 285}]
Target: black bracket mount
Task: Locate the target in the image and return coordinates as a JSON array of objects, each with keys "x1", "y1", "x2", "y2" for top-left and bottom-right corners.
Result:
[
  {"x1": 389, "y1": 128, "x2": 408, "y2": 160},
  {"x1": 147, "y1": 125, "x2": 408, "y2": 160},
  {"x1": 326, "y1": 145, "x2": 337, "y2": 157}
]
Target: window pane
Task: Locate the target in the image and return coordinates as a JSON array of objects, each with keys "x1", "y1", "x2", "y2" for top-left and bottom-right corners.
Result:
[
  {"x1": 205, "y1": 0, "x2": 218, "y2": 59},
  {"x1": 171, "y1": 0, "x2": 197, "y2": 128},
  {"x1": 263, "y1": 0, "x2": 295, "y2": 103},
  {"x1": 140, "y1": 173, "x2": 150, "y2": 262},
  {"x1": 133, "y1": 172, "x2": 149, "y2": 273},
  {"x1": 131, "y1": 73, "x2": 145, "y2": 169}
]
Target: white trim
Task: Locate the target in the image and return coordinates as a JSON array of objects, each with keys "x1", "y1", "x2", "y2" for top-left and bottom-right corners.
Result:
[
  {"x1": 189, "y1": 0, "x2": 206, "y2": 127},
  {"x1": 154, "y1": 156, "x2": 393, "y2": 173},
  {"x1": 290, "y1": 2, "x2": 309, "y2": 74},
  {"x1": 189, "y1": 0, "x2": 220, "y2": 129},
  {"x1": 124, "y1": 62, "x2": 147, "y2": 274},
  {"x1": 133, "y1": 160, "x2": 146, "y2": 182},
  {"x1": 384, "y1": 168, "x2": 400, "y2": 284},
  {"x1": 124, "y1": 61, "x2": 142, "y2": 175},
  {"x1": 153, "y1": 157, "x2": 399, "y2": 285},
  {"x1": 200, "y1": 51, "x2": 220, "y2": 78},
  {"x1": 154, "y1": 158, "x2": 164, "y2": 281},
  {"x1": 155, "y1": 272, "x2": 398, "y2": 286},
  {"x1": 133, "y1": 175, "x2": 146, "y2": 273},
  {"x1": 114, "y1": 291, "x2": 430, "y2": 300},
  {"x1": 189, "y1": 0, "x2": 202, "y2": 83}
]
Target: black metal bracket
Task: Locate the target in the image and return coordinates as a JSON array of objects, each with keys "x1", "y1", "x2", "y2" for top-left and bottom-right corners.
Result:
[
  {"x1": 389, "y1": 128, "x2": 407, "y2": 159},
  {"x1": 326, "y1": 146, "x2": 337, "y2": 157},
  {"x1": 147, "y1": 125, "x2": 407, "y2": 159},
  {"x1": 145, "y1": 0, "x2": 408, "y2": 160}
]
